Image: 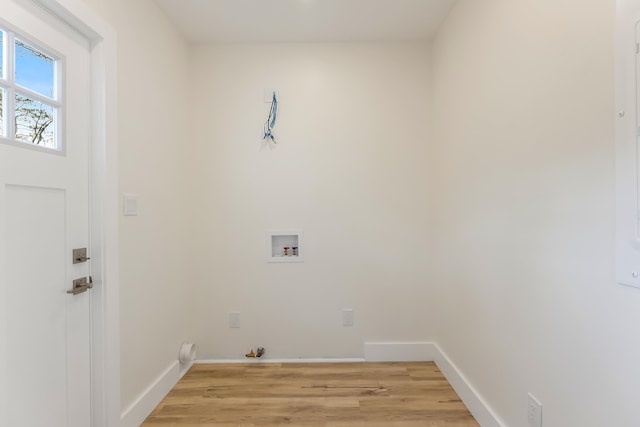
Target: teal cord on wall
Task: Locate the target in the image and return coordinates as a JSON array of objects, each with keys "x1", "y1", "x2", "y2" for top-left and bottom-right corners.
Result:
[{"x1": 263, "y1": 91, "x2": 278, "y2": 143}]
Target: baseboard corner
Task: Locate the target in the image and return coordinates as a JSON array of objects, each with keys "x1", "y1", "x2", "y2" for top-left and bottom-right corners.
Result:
[
  {"x1": 120, "y1": 360, "x2": 181, "y2": 427},
  {"x1": 432, "y1": 344, "x2": 506, "y2": 427}
]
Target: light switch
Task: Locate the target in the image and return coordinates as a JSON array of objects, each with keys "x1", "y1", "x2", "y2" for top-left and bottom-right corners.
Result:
[{"x1": 123, "y1": 194, "x2": 138, "y2": 216}]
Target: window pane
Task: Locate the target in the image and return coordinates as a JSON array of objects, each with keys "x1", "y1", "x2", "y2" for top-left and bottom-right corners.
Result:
[
  {"x1": 15, "y1": 93, "x2": 55, "y2": 148},
  {"x1": 0, "y1": 88, "x2": 4, "y2": 137},
  {"x1": 15, "y1": 39, "x2": 54, "y2": 99},
  {"x1": 0, "y1": 31, "x2": 4, "y2": 79}
]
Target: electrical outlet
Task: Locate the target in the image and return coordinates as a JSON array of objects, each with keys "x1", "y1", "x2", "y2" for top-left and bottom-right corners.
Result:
[
  {"x1": 528, "y1": 393, "x2": 542, "y2": 427},
  {"x1": 342, "y1": 309, "x2": 354, "y2": 326},
  {"x1": 229, "y1": 312, "x2": 240, "y2": 328}
]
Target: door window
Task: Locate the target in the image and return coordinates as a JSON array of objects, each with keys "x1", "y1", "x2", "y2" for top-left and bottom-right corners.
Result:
[{"x1": 0, "y1": 27, "x2": 62, "y2": 150}]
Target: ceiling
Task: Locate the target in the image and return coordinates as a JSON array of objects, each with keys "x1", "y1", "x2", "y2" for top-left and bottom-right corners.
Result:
[{"x1": 153, "y1": 0, "x2": 457, "y2": 44}]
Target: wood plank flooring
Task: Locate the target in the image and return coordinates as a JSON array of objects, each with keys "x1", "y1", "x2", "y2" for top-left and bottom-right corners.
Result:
[{"x1": 142, "y1": 362, "x2": 480, "y2": 427}]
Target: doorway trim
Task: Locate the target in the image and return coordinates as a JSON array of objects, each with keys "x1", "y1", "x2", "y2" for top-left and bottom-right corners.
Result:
[{"x1": 32, "y1": 0, "x2": 120, "y2": 425}]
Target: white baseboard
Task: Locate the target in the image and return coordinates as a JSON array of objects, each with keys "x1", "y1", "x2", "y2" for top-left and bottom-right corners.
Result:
[
  {"x1": 431, "y1": 343, "x2": 505, "y2": 427},
  {"x1": 120, "y1": 360, "x2": 189, "y2": 427},
  {"x1": 363, "y1": 342, "x2": 504, "y2": 427},
  {"x1": 364, "y1": 341, "x2": 438, "y2": 361},
  {"x1": 195, "y1": 358, "x2": 365, "y2": 364}
]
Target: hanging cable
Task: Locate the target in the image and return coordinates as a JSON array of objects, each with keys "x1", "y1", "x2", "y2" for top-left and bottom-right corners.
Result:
[{"x1": 263, "y1": 91, "x2": 278, "y2": 144}]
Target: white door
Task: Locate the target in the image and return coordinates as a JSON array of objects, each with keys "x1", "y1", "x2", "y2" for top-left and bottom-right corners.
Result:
[{"x1": 0, "y1": 1, "x2": 92, "y2": 426}]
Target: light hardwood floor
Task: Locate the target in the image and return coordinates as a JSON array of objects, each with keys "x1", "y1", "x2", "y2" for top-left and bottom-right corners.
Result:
[{"x1": 142, "y1": 362, "x2": 480, "y2": 427}]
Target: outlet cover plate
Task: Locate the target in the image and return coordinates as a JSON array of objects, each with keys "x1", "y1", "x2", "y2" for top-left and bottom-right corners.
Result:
[
  {"x1": 342, "y1": 309, "x2": 354, "y2": 327},
  {"x1": 229, "y1": 312, "x2": 240, "y2": 328}
]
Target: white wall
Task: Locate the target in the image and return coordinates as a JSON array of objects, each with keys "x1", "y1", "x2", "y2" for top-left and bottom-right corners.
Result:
[
  {"x1": 61, "y1": 1, "x2": 640, "y2": 424},
  {"x1": 189, "y1": 43, "x2": 434, "y2": 359},
  {"x1": 79, "y1": 0, "x2": 196, "y2": 410},
  {"x1": 432, "y1": 1, "x2": 640, "y2": 426}
]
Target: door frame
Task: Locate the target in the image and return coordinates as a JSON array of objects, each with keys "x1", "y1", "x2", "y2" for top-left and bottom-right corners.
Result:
[{"x1": 31, "y1": 0, "x2": 120, "y2": 425}]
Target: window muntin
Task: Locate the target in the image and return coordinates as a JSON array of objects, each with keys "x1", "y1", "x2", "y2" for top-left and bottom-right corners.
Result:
[
  {"x1": 0, "y1": 31, "x2": 4, "y2": 78},
  {"x1": 0, "y1": 27, "x2": 62, "y2": 151},
  {"x1": 0, "y1": 88, "x2": 4, "y2": 137}
]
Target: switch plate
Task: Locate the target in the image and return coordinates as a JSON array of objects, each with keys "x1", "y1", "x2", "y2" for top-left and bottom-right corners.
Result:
[
  {"x1": 528, "y1": 393, "x2": 542, "y2": 427},
  {"x1": 123, "y1": 194, "x2": 138, "y2": 216},
  {"x1": 342, "y1": 309, "x2": 354, "y2": 327},
  {"x1": 229, "y1": 312, "x2": 240, "y2": 328}
]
